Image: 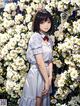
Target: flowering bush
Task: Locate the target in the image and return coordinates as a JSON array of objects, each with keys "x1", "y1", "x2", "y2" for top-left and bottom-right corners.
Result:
[
  {"x1": 0, "y1": 0, "x2": 80, "y2": 106},
  {"x1": 51, "y1": 0, "x2": 80, "y2": 105}
]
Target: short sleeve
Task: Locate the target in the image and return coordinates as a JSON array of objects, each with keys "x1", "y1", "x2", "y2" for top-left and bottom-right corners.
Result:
[{"x1": 30, "y1": 33, "x2": 43, "y2": 55}]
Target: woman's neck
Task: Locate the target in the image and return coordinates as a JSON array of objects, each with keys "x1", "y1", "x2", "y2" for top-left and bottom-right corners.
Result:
[{"x1": 40, "y1": 31, "x2": 48, "y2": 36}]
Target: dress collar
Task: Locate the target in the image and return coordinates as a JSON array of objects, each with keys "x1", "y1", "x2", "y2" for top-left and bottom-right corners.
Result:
[
  {"x1": 40, "y1": 32, "x2": 49, "y2": 42},
  {"x1": 40, "y1": 32, "x2": 49, "y2": 38}
]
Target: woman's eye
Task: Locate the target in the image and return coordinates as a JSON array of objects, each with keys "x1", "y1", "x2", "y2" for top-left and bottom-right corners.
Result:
[
  {"x1": 40, "y1": 22, "x2": 44, "y2": 24},
  {"x1": 40, "y1": 21, "x2": 45, "y2": 24},
  {"x1": 47, "y1": 19, "x2": 51, "y2": 23},
  {"x1": 47, "y1": 21, "x2": 51, "y2": 23}
]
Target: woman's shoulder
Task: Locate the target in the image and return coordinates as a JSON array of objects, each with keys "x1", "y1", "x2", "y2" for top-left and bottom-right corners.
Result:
[{"x1": 30, "y1": 32, "x2": 42, "y2": 41}]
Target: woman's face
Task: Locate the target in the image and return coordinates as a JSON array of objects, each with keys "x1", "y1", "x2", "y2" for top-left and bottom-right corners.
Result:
[{"x1": 39, "y1": 18, "x2": 51, "y2": 33}]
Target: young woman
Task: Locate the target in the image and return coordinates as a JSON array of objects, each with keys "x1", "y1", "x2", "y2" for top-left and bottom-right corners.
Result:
[{"x1": 19, "y1": 9, "x2": 54, "y2": 106}]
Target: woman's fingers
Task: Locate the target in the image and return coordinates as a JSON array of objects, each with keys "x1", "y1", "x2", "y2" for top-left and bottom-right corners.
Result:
[
  {"x1": 42, "y1": 81, "x2": 49, "y2": 95},
  {"x1": 42, "y1": 89, "x2": 48, "y2": 96}
]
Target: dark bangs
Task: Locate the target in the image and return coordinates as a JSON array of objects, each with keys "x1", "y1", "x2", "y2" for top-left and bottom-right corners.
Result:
[
  {"x1": 39, "y1": 12, "x2": 52, "y2": 23},
  {"x1": 32, "y1": 9, "x2": 54, "y2": 34}
]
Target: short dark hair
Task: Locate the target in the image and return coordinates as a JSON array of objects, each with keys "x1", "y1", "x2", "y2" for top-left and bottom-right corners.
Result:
[{"x1": 32, "y1": 9, "x2": 54, "y2": 34}]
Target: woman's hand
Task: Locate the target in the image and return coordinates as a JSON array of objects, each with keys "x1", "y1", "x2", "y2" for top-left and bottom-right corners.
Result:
[
  {"x1": 42, "y1": 76, "x2": 52, "y2": 96},
  {"x1": 42, "y1": 80, "x2": 49, "y2": 96}
]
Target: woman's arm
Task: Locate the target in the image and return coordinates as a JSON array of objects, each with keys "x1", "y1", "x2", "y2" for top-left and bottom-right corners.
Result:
[
  {"x1": 48, "y1": 62, "x2": 53, "y2": 78},
  {"x1": 48, "y1": 62, "x2": 53, "y2": 87},
  {"x1": 35, "y1": 54, "x2": 49, "y2": 83},
  {"x1": 35, "y1": 54, "x2": 49, "y2": 95}
]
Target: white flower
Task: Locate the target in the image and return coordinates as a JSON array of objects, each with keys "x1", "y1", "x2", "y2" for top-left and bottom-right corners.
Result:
[
  {"x1": 7, "y1": 67, "x2": 14, "y2": 79},
  {"x1": 45, "y1": 5, "x2": 52, "y2": 13},
  {"x1": 12, "y1": 73, "x2": 20, "y2": 81},
  {"x1": 57, "y1": 79, "x2": 65, "y2": 87},
  {"x1": 20, "y1": 77, "x2": 25, "y2": 86},
  {"x1": 18, "y1": 2, "x2": 26, "y2": 11},
  {"x1": 63, "y1": 22, "x2": 69, "y2": 28},
  {"x1": 61, "y1": 104, "x2": 67, "y2": 106},
  {"x1": 27, "y1": 22, "x2": 32, "y2": 31},
  {"x1": 73, "y1": 54, "x2": 80, "y2": 63},
  {"x1": 15, "y1": 24, "x2": 27, "y2": 33},
  {"x1": 62, "y1": 0, "x2": 70, "y2": 4},
  {"x1": 49, "y1": 0, "x2": 57, "y2": 7},
  {"x1": 70, "y1": 82, "x2": 77, "y2": 90},
  {"x1": 21, "y1": 33, "x2": 27, "y2": 39},
  {"x1": 12, "y1": 11, "x2": 16, "y2": 16},
  {"x1": 13, "y1": 84, "x2": 21, "y2": 92},
  {"x1": 3, "y1": 19, "x2": 14, "y2": 28},
  {"x1": 56, "y1": 103, "x2": 61, "y2": 106},
  {"x1": 26, "y1": 6, "x2": 32, "y2": 14},
  {"x1": 3, "y1": 12, "x2": 11, "y2": 19},
  {"x1": 45, "y1": 0, "x2": 51, "y2": 3},
  {"x1": 7, "y1": 38, "x2": 17, "y2": 49},
  {"x1": 25, "y1": 14, "x2": 31, "y2": 23},
  {"x1": 10, "y1": 3, "x2": 17, "y2": 11},
  {"x1": 1, "y1": 47, "x2": 8, "y2": 57},
  {"x1": 20, "y1": 0, "x2": 26, "y2": 3},
  {"x1": 6, "y1": 79, "x2": 15, "y2": 91},
  {"x1": 57, "y1": 1, "x2": 64, "y2": 11},
  {"x1": 26, "y1": 32, "x2": 33, "y2": 39},
  {"x1": 16, "y1": 47, "x2": 24, "y2": 54},
  {"x1": 33, "y1": 0, "x2": 40, "y2": 3},
  {"x1": 9, "y1": 50, "x2": 17, "y2": 59},
  {"x1": 0, "y1": 25, "x2": 4, "y2": 32},
  {"x1": 13, "y1": 57, "x2": 25, "y2": 66},
  {"x1": 0, "y1": 16, "x2": 2, "y2": 20},
  {"x1": 14, "y1": 34, "x2": 21, "y2": 42},
  {"x1": 4, "y1": 4, "x2": 11, "y2": 13},
  {"x1": 56, "y1": 71, "x2": 67, "y2": 87},
  {"x1": 0, "y1": 33, "x2": 8, "y2": 44},
  {"x1": 65, "y1": 59, "x2": 74, "y2": 66},
  {"x1": 70, "y1": 0, "x2": 76, "y2": 5},
  {"x1": 73, "y1": 21, "x2": 78, "y2": 33},
  {"x1": 58, "y1": 33, "x2": 64, "y2": 41},
  {"x1": 72, "y1": 19, "x2": 80, "y2": 33},
  {"x1": 57, "y1": 88, "x2": 63, "y2": 95},
  {"x1": 70, "y1": 70, "x2": 78, "y2": 80},
  {"x1": 55, "y1": 31, "x2": 64, "y2": 41},
  {"x1": 76, "y1": 0, "x2": 80, "y2": 6},
  {"x1": 18, "y1": 39, "x2": 26, "y2": 47},
  {"x1": 31, "y1": 2, "x2": 36, "y2": 10},
  {"x1": 68, "y1": 95, "x2": 80, "y2": 105},
  {"x1": 53, "y1": 59, "x2": 62, "y2": 68},
  {"x1": 6, "y1": 53, "x2": 12, "y2": 60},
  {"x1": 15, "y1": 25, "x2": 22, "y2": 33},
  {"x1": 11, "y1": 63, "x2": 17, "y2": 70},
  {"x1": 15, "y1": 14, "x2": 23, "y2": 24},
  {"x1": 7, "y1": 28, "x2": 15, "y2": 35},
  {"x1": 68, "y1": 67, "x2": 78, "y2": 80},
  {"x1": 4, "y1": 3, "x2": 17, "y2": 13},
  {"x1": 17, "y1": 64, "x2": 27, "y2": 70},
  {"x1": 25, "y1": 0, "x2": 30, "y2": 1}
]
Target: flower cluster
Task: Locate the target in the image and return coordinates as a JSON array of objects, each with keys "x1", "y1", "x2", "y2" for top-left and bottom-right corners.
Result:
[{"x1": 51, "y1": 1, "x2": 80, "y2": 105}]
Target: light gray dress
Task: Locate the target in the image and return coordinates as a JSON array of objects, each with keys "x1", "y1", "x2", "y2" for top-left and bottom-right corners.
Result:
[{"x1": 19, "y1": 32, "x2": 53, "y2": 106}]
